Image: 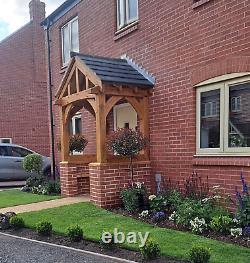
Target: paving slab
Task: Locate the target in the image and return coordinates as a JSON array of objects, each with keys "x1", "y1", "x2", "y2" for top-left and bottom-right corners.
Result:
[{"x1": 0, "y1": 196, "x2": 90, "y2": 214}]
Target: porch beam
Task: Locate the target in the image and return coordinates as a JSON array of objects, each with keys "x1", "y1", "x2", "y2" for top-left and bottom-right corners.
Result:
[
  {"x1": 56, "y1": 86, "x2": 101, "y2": 106},
  {"x1": 102, "y1": 84, "x2": 151, "y2": 97}
]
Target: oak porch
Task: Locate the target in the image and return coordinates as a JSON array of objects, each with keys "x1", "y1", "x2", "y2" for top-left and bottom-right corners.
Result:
[{"x1": 55, "y1": 53, "x2": 154, "y2": 207}]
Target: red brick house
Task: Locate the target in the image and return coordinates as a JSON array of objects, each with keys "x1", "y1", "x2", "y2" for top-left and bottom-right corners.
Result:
[
  {"x1": 0, "y1": 0, "x2": 50, "y2": 156},
  {"x1": 39, "y1": 0, "x2": 250, "y2": 207},
  {"x1": 2, "y1": 0, "x2": 250, "y2": 207}
]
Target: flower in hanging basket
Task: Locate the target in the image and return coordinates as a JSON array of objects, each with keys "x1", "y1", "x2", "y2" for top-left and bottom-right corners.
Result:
[{"x1": 69, "y1": 134, "x2": 88, "y2": 154}]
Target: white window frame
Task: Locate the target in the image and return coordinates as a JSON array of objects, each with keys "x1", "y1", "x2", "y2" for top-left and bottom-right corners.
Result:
[
  {"x1": 196, "y1": 74, "x2": 250, "y2": 156},
  {"x1": 0, "y1": 138, "x2": 12, "y2": 143},
  {"x1": 61, "y1": 16, "x2": 79, "y2": 66},
  {"x1": 231, "y1": 96, "x2": 241, "y2": 112},
  {"x1": 71, "y1": 113, "x2": 81, "y2": 135},
  {"x1": 117, "y1": 0, "x2": 139, "y2": 30}
]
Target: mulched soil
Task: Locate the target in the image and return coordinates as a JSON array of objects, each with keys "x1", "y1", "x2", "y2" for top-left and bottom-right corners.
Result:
[
  {"x1": 3, "y1": 228, "x2": 187, "y2": 263},
  {"x1": 110, "y1": 208, "x2": 250, "y2": 249}
]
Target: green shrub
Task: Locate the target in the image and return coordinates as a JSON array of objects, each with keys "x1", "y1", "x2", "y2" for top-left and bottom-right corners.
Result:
[
  {"x1": 209, "y1": 215, "x2": 233, "y2": 234},
  {"x1": 23, "y1": 154, "x2": 43, "y2": 174},
  {"x1": 44, "y1": 180, "x2": 61, "y2": 195},
  {"x1": 36, "y1": 221, "x2": 53, "y2": 236},
  {"x1": 100, "y1": 230, "x2": 115, "y2": 250},
  {"x1": 9, "y1": 216, "x2": 25, "y2": 229},
  {"x1": 140, "y1": 238, "x2": 161, "y2": 261},
  {"x1": 121, "y1": 184, "x2": 146, "y2": 212},
  {"x1": 166, "y1": 190, "x2": 183, "y2": 211},
  {"x1": 149, "y1": 195, "x2": 167, "y2": 212},
  {"x1": 176, "y1": 199, "x2": 213, "y2": 227},
  {"x1": 26, "y1": 175, "x2": 44, "y2": 188},
  {"x1": 189, "y1": 245, "x2": 211, "y2": 263},
  {"x1": 66, "y1": 225, "x2": 83, "y2": 242}
]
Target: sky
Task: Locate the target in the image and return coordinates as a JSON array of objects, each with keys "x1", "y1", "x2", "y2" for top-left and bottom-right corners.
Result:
[{"x1": 0, "y1": 0, "x2": 65, "y2": 41}]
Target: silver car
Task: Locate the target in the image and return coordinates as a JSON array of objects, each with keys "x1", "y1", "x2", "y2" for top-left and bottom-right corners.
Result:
[{"x1": 0, "y1": 143, "x2": 51, "y2": 181}]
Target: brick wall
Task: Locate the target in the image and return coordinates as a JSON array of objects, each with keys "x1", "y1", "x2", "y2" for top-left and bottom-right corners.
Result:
[
  {"x1": 0, "y1": 0, "x2": 49, "y2": 156},
  {"x1": 89, "y1": 162, "x2": 152, "y2": 208},
  {"x1": 49, "y1": 0, "x2": 250, "y2": 199},
  {"x1": 60, "y1": 162, "x2": 90, "y2": 196}
]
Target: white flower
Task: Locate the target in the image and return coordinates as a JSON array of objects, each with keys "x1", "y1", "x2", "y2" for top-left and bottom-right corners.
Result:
[
  {"x1": 233, "y1": 218, "x2": 239, "y2": 224},
  {"x1": 212, "y1": 195, "x2": 221, "y2": 200},
  {"x1": 230, "y1": 228, "x2": 242, "y2": 238},
  {"x1": 212, "y1": 185, "x2": 221, "y2": 189},
  {"x1": 169, "y1": 211, "x2": 179, "y2": 222},
  {"x1": 135, "y1": 182, "x2": 144, "y2": 189},
  {"x1": 190, "y1": 217, "x2": 207, "y2": 234},
  {"x1": 149, "y1": 195, "x2": 156, "y2": 201},
  {"x1": 139, "y1": 210, "x2": 149, "y2": 218},
  {"x1": 202, "y1": 197, "x2": 210, "y2": 203}
]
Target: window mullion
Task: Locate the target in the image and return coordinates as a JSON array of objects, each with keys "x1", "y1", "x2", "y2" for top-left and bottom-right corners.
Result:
[
  {"x1": 221, "y1": 85, "x2": 227, "y2": 153},
  {"x1": 125, "y1": 0, "x2": 129, "y2": 25}
]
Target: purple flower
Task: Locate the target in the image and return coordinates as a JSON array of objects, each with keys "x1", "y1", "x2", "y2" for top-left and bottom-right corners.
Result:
[
  {"x1": 243, "y1": 227, "x2": 250, "y2": 237},
  {"x1": 240, "y1": 172, "x2": 248, "y2": 194},
  {"x1": 153, "y1": 211, "x2": 166, "y2": 221},
  {"x1": 236, "y1": 190, "x2": 243, "y2": 209}
]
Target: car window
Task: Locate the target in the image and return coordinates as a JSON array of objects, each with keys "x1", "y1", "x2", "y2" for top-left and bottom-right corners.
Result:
[
  {"x1": 0, "y1": 146, "x2": 9, "y2": 156},
  {"x1": 10, "y1": 147, "x2": 32, "y2": 158}
]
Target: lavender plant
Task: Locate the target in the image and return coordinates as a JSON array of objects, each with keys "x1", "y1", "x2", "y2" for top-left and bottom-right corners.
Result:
[{"x1": 236, "y1": 172, "x2": 250, "y2": 227}]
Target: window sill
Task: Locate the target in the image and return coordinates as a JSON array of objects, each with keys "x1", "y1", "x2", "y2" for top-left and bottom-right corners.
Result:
[
  {"x1": 114, "y1": 21, "x2": 139, "y2": 41},
  {"x1": 192, "y1": 0, "x2": 211, "y2": 9},
  {"x1": 193, "y1": 155, "x2": 250, "y2": 167}
]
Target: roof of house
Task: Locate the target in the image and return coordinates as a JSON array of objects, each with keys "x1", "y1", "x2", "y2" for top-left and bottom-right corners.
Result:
[
  {"x1": 73, "y1": 53, "x2": 155, "y2": 88},
  {"x1": 41, "y1": 0, "x2": 81, "y2": 27}
]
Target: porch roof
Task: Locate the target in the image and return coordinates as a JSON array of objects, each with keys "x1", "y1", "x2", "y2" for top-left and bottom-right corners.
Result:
[{"x1": 72, "y1": 53, "x2": 154, "y2": 88}]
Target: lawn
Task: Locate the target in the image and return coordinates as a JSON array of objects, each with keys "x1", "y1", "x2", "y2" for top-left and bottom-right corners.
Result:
[
  {"x1": 21, "y1": 202, "x2": 250, "y2": 263},
  {"x1": 0, "y1": 190, "x2": 60, "y2": 208}
]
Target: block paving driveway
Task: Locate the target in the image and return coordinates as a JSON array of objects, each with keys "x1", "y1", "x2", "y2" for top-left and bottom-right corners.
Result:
[{"x1": 0, "y1": 233, "x2": 130, "y2": 263}]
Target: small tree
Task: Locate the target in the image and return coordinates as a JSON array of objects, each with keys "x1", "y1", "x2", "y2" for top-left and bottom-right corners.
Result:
[
  {"x1": 23, "y1": 154, "x2": 43, "y2": 175},
  {"x1": 107, "y1": 128, "x2": 148, "y2": 184}
]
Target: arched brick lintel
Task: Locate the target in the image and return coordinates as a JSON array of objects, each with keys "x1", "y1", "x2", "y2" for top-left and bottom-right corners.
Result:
[{"x1": 191, "y1": 56, "x2": 250, "y2": 86}]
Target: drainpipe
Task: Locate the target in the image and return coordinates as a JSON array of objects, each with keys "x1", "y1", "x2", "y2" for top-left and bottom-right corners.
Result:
[{"x1": 45, "y1": 21, "x2": 56, "y2": 181}]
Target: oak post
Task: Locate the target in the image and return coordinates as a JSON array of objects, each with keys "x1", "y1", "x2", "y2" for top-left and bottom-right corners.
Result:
[
  {"x1": 95, "y1": 93, "x2": 107, "y2": 163},
  {"x1": 60, "y1": 106, "x2": 70, "y2": 162},
  {"x1": 140, "y1": 97, "x2": 150, "y2": 160}
]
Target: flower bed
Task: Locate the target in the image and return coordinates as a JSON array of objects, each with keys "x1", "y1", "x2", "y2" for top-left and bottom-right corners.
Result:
[{"x1": 117, "y1": 173, "x2": 250, "y2": 249}]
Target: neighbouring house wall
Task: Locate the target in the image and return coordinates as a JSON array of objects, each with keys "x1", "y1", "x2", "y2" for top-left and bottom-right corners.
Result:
[
  {"x1": 0, "y1": 0, "x2": 49, "y2": 156},
  {"x1": 49, "y1": 0, "x2": 250, "y2": 198}
]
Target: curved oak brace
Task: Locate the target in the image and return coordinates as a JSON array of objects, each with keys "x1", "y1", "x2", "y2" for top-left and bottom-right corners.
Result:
[
  {"x1": 64, "y1": 104, "x2": 74, "y2": 123},
  {"x1": 104, "y1": 96, "x2": 123, "y2": 118},
  {"x1": 86, "y1": 98, "x2": 97, "y2": 115}
]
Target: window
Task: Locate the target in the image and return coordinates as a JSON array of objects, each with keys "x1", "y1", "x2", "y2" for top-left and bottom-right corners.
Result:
[
  {"x1": 231, "y1": 96, "x2": 241, "y2": 112},
  {"x1": 70, "y1": 114, "x2": 82, "y2": 135},
  {"x1": 10, "y1": 147, "x2": 32, "y2": 158},
  {"x1": 0, "y1": 138, "x2": 12, "y2": 143},
  {"x1": 196, "y1": 75, "x2": 250, "y2": 155},
  {"x1": 61, "y1": 17, "x2": 79, "y2": 66},
  {"x1": 117, "y1": 0, "x2": 138, "y2": 29},
  {"x1": 0, "y1": 146, "x2": 8, "y2": 156}
]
